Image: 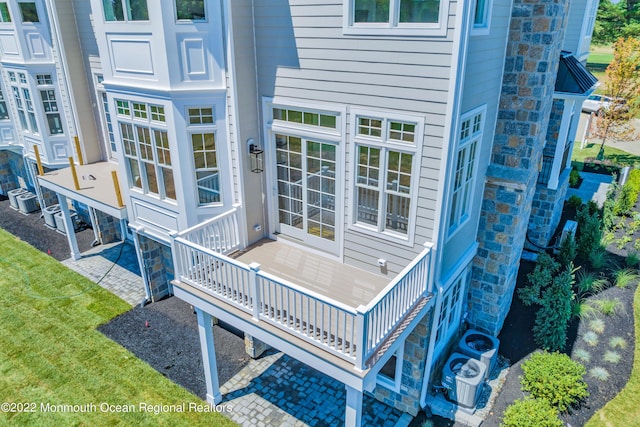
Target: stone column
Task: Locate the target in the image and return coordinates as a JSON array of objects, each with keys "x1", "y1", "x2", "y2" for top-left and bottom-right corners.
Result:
[{"x1": 470, "y1": 0, "x2": 570, "y2": 335}]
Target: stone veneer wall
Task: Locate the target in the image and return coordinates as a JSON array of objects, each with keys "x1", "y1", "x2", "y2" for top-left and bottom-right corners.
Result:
[
  {"x1": 373, "y1": 311, "x2": 432, "y2": 416},
  {"x1": 527, "y1": 98, "x2": 569, "y2": 247},
  {"x1": 0, "y1": 151, "x2": 19, "y2": 194},
  {"x1": 470, "y1": 0, "x2": 569, "y2": 335},
  {"x1": 528, "y1": 170, "x2": 570, "y2": 247},
  {"x1": 138, "y1": 235, "x2": 174, "y2": 301},
  {"x1": 95, "y1": 209, "x2": 122, "y2": 244}
]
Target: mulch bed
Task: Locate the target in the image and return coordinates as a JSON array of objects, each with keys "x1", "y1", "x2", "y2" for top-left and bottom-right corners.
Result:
[
  {"x1": 0, "y1": 195, "x2": 95, "y2": 260},
  {"x1": 98, "y1": 296, "x2": 251, "y2": 400}
]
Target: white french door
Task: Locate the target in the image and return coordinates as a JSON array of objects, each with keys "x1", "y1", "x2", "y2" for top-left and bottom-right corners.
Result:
[{"x1": 274, "y1": 133, "x2": 339, "y2": 254}]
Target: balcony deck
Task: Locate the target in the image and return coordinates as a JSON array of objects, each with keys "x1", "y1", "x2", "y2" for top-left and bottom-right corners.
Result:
[
  {"x1": 172, "y1": 208, "x2": 434, "y2": 371},
  {"x1": 232, "y1": 239, "x2": 390, "y2": 308}
]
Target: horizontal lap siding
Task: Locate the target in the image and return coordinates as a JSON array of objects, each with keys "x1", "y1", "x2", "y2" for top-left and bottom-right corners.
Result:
[
  {"x1": 254, "y1": 0, "x2": 457, "y2": 273},
  {"x1": 439, "y1": 0, "x2": 512, "y2": 278}
]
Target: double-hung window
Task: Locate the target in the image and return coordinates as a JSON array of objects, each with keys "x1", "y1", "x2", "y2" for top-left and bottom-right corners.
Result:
[
  {"x1": 448, "y1": 107, "x2": 484, "y2": 236},
  {"x1": 352, "y1": 112, "x2": 421, "y2": 241},
  {"x1": 10, "y1": 72, "x2": 37, "y2": 134},
  {"x1": 346, "y1": 0, "x2": 447, "y2": 35},
  {"x1": 117, "y1": 99, "x2": 174, "y2": 201},
  {"x1": 36, "y1": 74, "x2": 63, "y2": 135},
  {"x1": 188, "y1": 107, "x2": 220, "y2": 205},
  {"x1": 103, "y1": 0, "x2": 148, "y2": 21}
]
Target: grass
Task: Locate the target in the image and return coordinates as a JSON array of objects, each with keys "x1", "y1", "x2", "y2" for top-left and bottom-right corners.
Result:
[
  {"x1": 613, "y1": 268, "x2": 639, "y2": 289},
  {"x1": 609, "y1": 336, "x2": 628, "y2": 350},
  {"x1": 592, "y1": 298, "x2": 622, "y2": 316},
  {"x1": 589, "y1": 367, "x2": 611, "y2": 382},
  {"x1": 604, "y1": 351, "x2": 622, "y2": 364},
  {"x1": 582, "y1": 331, "x2": 600, "y2": 347},
  {"x1": 0, "y1": 229, "x2": 236, "y2": 426},
  {"x1": 586, "y1": 274, "x2": 640, "y2": 426},
  {"x1": 587, "y1": 44, "x2": 614, "y2": 93},
  {"x1": 588, "y1": 318, "x2": 606, "y2": 334},
  {"x1": 574, "y1": 348, "x2": 592, "y2": 363},
  {"x1": 572, "y1": 143, "x2": 640, "y2": 167}
]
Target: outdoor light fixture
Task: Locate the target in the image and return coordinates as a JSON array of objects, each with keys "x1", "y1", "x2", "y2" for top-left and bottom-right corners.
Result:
[{"x1": 248, "y1": 138, "x2": 263, "y2": 173}]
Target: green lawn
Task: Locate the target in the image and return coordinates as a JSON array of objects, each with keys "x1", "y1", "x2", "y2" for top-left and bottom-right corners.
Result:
[
  {"x1": 587, "y1": 44, "x2": 614, "y2": 93},
  {"x1": 0, "y1": 229, "x2": 236, "y2": 426},
  {"x1": 585, "y1": 281, "x2": 640, "y2": 427},
  {"x1": 572, "y1": 143, "x2": 640, "y2": 167}
]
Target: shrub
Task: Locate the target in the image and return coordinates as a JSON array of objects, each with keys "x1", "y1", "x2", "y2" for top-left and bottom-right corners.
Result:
[
  {"x1": 519, "y1": 252, "x2": 559, "y2": 306},
  {"x1": 589, "y1": 247, "x2": 608, "y2": 270},
  {"x1": 577, "y1": 205, "x2": 604, "y2": 260},
  {"x1": 521, "y1": 352, "x2": 589, "y2": 411},
  {"x1": 569, "y1": 168, "x2": 581, "y2": 187},
  {"x1": 571, "y1": 297, "x2": 597, "y2": 320},
  {"x1": 613, "y1": 169, "x2": 640, "y2": 216},
  {"x1": 557, "y1": 234, "x2": 577, "y2": 267},
  {"x1": 501, "y1": 398, "x2": 563, "y2": 427},
  {"x1": 568, "y1": 195, "x2": 583, "y2": 208},
  {"x1": 532, "y1": 265, "x2": 575, "y2": 351},
  {"x1": 616, "y1": 235, "x2": 632, "y2": 249}
]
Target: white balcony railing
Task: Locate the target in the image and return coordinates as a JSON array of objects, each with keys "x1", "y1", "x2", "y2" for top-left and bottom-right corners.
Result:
[{"x1": 172, "y1": 208, "x2": 433, "y2": 370}]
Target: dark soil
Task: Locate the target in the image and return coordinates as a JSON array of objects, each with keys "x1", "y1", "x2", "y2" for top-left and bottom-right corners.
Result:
[
  {"x1": 0, "y1": 195, "x2": 95, "y2": 260},
  {"x1": 98, "y1": 296, "x2": 251, "y2": 400}
]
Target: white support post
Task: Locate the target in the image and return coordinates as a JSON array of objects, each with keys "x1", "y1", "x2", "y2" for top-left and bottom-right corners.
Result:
[
  {"x1": 131, "y1": 227, "x2": 151, "y2": 301},
  {"x1": 344, "y1": 384, "x2": 363, "y2": 427},
  {"x1": 249, "y1": 262, "x2": 261, "y2": 321},
  {"x1": 548, "y1": 99, "x2": 575, "y2": 190},
  {"x1": 56, "y1": 194, "x2": 81, "y2": 260},
  {"x1": 196, "y1": 308, "x2": 222, "y2": 405},
  {"x1": 355, "y1": 305, "x2": 367, "y2": 371}
]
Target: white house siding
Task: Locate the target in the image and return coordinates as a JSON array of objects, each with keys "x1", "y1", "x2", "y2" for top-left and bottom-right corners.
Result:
[
  {"x1": 439, "y1": 0, "x2": 513, "y2": 280},
  {"x1": 563, "y1": 0, "x2": 594, "y2": 61},
  {"x1": 228, "y1": 0, "x2": 265, "y2": 245},
  {"x1": 50, "y1": 0, "x2": 102, "y2": 163},
  {"x1": 253, "y1": 0, "x2": 458, "y2": 275}
]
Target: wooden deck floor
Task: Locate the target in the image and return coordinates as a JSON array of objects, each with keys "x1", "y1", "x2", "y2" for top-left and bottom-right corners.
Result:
[{"x1": 233, "y1": 239, "x2": 391, "y2": 308}]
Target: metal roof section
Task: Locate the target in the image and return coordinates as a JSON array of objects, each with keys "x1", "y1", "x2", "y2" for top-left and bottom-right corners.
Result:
[{"x1": 555, "y1": 51, "x2": 599, "y2": 95}]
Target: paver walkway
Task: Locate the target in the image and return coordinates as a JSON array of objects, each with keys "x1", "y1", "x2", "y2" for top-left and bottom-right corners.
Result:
[
  {"x1": 565, "y1": 171, "x2": 613, "y2": 207},
  {"x1": 62, "y1": 241, "x2": 146, "y2": 306}
]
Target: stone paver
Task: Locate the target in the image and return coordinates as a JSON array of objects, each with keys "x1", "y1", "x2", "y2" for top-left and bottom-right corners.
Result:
[
  {"x1": 62, "y1": 241, "x2": 146, "y2": 306},
  {"x1": 565, "y1": 171, "x2": 613, "y2": 208},
  {"x1": 220, "y1": 352, "x2": 405, "y2": 427}
]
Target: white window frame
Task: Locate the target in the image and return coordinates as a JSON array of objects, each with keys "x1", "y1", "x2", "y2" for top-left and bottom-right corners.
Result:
[
  {"x1": 36, "y1": 73, "x2": 63, "y2": 136},
  {"x1": 447, "y1": 105, "x2": 485, "y2": 238},
  {"x1": 349, "y1": 109, "x2": 423, "y2": 246},
  {"x1": 10, "y1": 72, "x2": 38, "y2": 135},
  {"x1": 471, "y1": 0, "x2": 492, "y2": 35},
  {"x1": 187, "y1": 105, "x2": 221, "y2": 206},
  {"x1": 117, "y1": 98, "x2": 174, "y2": 202},
  {"x1": 376, "y1": 343, "x2": 404, "y2": 392},
  {"x1": 264, "y1": 98, "x2": 345, "y2": 256},
  {"x1": 343, "y1": 0, "x2": 449, "y2": 36}
]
